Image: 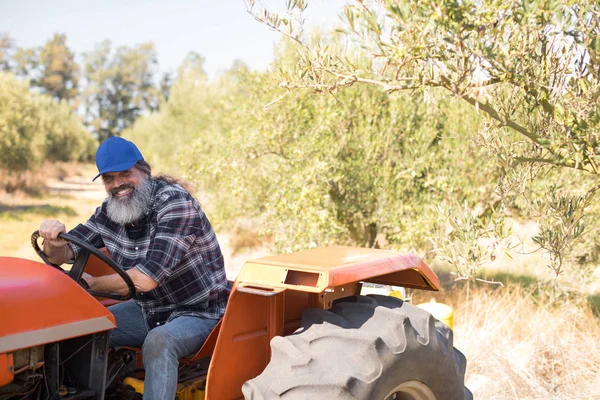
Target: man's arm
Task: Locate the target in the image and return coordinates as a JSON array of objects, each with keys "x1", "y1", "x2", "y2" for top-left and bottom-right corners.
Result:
[
  {"x1": 38, "y1": 218, "x2": 156, "y2": 295},
  {"x1": 82, "y1": 269, "x2": 158, "y2": 295}
]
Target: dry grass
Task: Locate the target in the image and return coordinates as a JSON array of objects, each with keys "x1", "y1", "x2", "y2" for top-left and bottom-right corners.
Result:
[
  {"x1": 0, "y1": 194, "x2": 100, "y2": 260},
  {"x1": 0, "y1": 168, "x2": 48, "y2": 195},
  {"x1": 0, "y1": 162, "x2": 103, "y2": 260},
  {"x1": 413, "y1": 283, "x2": 600, "y2": 399}
]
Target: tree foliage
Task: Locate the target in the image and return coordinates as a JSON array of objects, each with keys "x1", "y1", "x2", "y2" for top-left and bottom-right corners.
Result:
[
  {"x1": 38, "y1": 33, "x2": 80, "y2": 102},
  {"x1": 124, "y1": 52, "x2": 211, "y2": 172},
  {"x1": 249, "y1": 0, "x2": 600, "y2": 171},
  {"x1": 247, "y1": 0, "x2": 600, "y2": 278},
  {"x1": 0, "y1": 33, "x2": 80, "y2": 102},
  {"x1": 0, "y1": 71, "x2": 95, "y2": 173},
  {"x1": 83, "y1": 41, "x2": 161, "y2": 141},
  {"x1": 0, "y1": 33, "x2": 169, "y2": 140},
  {"x1": 0, "y1": 33, "x2": 13, "y2": 71},
  {"x1": 201, "y1": 77, "x2": 490, "y2": 254}
]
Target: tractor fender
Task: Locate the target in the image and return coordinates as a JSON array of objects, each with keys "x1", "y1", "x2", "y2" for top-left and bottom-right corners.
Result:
[{"x1": 0, "y1": 257, "x2": 116, "y2": 353}]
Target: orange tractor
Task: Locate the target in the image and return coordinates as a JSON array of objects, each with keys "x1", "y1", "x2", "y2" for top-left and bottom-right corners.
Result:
[{"x1": 1, "y1": 232, "x2": 470, "y2": 399}]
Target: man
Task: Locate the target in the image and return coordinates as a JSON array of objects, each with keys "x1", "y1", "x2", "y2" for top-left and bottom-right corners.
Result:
[{"x1": 39, "y1": 137, "x2": 230, "y2": 400}]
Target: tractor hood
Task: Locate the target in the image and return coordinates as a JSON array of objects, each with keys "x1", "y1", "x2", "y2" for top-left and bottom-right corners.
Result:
[{"x1": 0, "y1": 257, "x2": 116, "y2": 353}]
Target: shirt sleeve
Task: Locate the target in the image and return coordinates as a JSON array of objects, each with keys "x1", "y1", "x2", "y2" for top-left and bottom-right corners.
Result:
[
  {"x1": 67, "y1": 207, "x2": 105, "y2": 261},
  {"x1": 134, "y1": 193, "x2": 205, "y2": 285}
]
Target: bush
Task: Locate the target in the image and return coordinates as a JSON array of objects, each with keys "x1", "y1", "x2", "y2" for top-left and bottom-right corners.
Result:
[{"x1": 0, "y1": 71, "x2": 95, "y2": 174}]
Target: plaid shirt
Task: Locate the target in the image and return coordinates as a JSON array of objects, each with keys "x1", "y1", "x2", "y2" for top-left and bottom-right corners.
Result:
[{"x1": 68, "y1": 179, "x2": 229, "y2": 329}]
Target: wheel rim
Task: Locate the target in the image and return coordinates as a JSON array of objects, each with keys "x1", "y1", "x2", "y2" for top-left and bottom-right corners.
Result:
[{"x1": 383, "y1": 380, "x2": 437, "y2": 400}]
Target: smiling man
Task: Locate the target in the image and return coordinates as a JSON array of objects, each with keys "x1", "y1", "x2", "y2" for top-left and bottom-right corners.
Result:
[{"x1": 38, "y1": 136, "x2": 230, "y2": 400}]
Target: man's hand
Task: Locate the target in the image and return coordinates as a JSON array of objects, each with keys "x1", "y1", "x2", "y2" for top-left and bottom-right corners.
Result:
[
  {"x1": 39, "y1": 220, "x2": 68, "y2": 247},
  {"x1": 81, "y1": 272, "x2": 94, "y2": 289},
  {"x1": 39, "y1": 220, "x2": 73, "y2": 265}
]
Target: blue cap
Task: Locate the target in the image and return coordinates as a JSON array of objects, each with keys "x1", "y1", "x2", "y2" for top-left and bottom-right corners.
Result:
[{"x1": 93, "y1": 137, "x2": 144, "y2": 181}]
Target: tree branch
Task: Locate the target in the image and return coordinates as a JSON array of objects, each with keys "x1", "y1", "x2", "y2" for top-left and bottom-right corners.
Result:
[
  {"x1": 514, "y1": 157, "x2": 592, "y2": 173},
  {"x1": 454, "y1": 276, "x2": 505, "y2": 286},
  {"x1": 244, "y1": 1, "x2": 307, "y2": 50},
  {"x1": 436, "y1": 76, "x2": 546, "y2": 148}
]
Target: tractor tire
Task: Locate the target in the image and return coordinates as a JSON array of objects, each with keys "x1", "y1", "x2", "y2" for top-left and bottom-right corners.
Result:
[{"x1": 242, "y1": 294, "x2": 472, "y2": 400}]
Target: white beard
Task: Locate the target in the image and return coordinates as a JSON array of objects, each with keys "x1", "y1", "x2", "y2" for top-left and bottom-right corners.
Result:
[{"x1": 106, "y1": 178, "x2": 153, "y2": 225}]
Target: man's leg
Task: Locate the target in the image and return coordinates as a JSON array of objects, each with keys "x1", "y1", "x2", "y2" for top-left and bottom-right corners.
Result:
[
  {"x1": 141, "y1": 316, "x2": 219, "y2": 400},
  {"x1": 107, "y1": 301, "x2": 149, "y2": 347}
]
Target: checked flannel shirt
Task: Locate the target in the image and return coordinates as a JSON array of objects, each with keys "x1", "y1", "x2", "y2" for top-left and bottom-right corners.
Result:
[{"x1": 68, "y1": 179, "x2": 230, "y2": 329}]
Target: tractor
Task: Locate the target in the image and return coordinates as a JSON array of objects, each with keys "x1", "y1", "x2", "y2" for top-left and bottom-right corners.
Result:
[{"x1": 1, "y1": 231, "x2": 471, "y2": 399}]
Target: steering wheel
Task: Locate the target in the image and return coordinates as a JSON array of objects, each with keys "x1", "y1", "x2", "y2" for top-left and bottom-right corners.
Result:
[{"x1": 31, "y1": 230, "x2": 136, "y2": 301}]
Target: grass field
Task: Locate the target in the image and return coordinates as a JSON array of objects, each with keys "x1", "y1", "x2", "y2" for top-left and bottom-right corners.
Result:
[
  {"x1": 0, "y1": 163, "x2": 103, "y2": 260},
  {"x1": 2, "y1": 164, "x2": 600, "y2": 399}
]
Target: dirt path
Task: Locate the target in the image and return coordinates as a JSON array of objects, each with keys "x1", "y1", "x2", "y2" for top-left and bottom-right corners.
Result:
[{"x1": 45, "y1": 175, "x2": 107, "y2": 200}]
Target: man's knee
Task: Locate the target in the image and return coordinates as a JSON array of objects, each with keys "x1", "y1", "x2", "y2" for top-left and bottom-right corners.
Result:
[{"x1": 142, "y1": 328, "x2": 175, "y2": 361}]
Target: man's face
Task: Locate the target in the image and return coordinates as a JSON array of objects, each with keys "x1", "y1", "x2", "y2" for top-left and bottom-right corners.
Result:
[
  {"x1": 102, "y1": 167, "x2": 146, "y2": 199},
  {"x1": 103, "y1": 167, "x2": 152, "y2": 225}
]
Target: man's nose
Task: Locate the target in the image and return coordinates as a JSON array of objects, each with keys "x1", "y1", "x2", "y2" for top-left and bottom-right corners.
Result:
[{"x1": 114, "y1": 176, "x2": 126, "y2": 187}]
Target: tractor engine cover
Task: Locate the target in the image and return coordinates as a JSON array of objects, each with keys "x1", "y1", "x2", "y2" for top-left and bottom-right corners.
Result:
[{"x1": 0, "y1": 257, "x2": 116, "y2": 356}]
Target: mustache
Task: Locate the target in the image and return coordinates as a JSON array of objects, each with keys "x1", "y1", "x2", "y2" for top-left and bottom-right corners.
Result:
[{"x1": 110, "y1": 183, "x2": 135, "y2": 197}]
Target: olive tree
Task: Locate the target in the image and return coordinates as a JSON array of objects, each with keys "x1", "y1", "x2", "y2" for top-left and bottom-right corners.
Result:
[
  {"x1": 182, "y1": 47, "x2": 491, "y2": 255},
  {"x1": 246, "y1": 0, "x2": 600, "y2": 279}
]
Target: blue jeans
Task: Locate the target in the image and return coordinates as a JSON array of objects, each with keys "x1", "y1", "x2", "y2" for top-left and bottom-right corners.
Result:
[{"x1": 108, "y1": 301, "x2": 219, "y2": 400}]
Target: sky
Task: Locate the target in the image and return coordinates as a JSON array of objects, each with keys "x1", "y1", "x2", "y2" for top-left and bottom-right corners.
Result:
[{"x1": 0, "y1": 0, "x2": 347, "y2": 78}]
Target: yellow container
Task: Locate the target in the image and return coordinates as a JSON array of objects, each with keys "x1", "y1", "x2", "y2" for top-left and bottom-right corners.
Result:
[
  {"x1": 416, "y1": 299, "x2": 454, "y2": 330},
  {"x1": 123, "y1": 377, "x2": 206, "y2": 400},
  {"x1": 123, "y1": 377, "x2": 144, "y2": 394}
]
